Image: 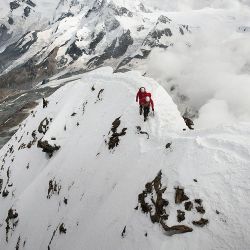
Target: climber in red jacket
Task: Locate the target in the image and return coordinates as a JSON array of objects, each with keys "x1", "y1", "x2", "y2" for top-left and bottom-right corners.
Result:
[
  {"x1": 141, "y1": 95, "x2": 154, "y2": 122},
  {"x1": 136, "y1": 87, "x2": 151, "y2": 115}
]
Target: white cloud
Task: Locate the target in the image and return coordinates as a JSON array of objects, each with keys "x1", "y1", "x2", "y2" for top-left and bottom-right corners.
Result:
[{"x1": 146, "y1": 9, "x2": 250, "y2": 129}]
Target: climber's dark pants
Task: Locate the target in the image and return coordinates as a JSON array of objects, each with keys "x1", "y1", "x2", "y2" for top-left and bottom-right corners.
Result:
[
  {"x1": 143, "y1": 107, "x2": 150, "y2": 121},
  {"x1": 139, "y1": 105, "x2": 143, "y2": 115}
]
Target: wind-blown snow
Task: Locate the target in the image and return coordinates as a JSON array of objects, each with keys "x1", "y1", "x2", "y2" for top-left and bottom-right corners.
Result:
[{"x1": 0, "y1": 68, "x2": 250, "y2": 250}]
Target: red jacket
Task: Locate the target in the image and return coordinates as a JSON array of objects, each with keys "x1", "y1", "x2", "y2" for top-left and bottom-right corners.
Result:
[
  {"x1": 141, "y1": 96, "x2": 154, "y2": 110},
  {"x1": 136, "y1": 89, "x2": 152, "y2": 105},
  {"x1": 136, "y1": 90, "x2": 147, "y2": 105}
]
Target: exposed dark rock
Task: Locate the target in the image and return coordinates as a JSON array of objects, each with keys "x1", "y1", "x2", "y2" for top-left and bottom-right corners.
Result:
[
  {"x1": 0, "y1": 34, "x2": 60, "y2": 88},
  {"x1": 137, "y1": 25, "x2": 144, "y2": 32},
  {"x1": 42, "y1": 79, "x2": 49, "y2": 85},
  {"x1": 194, "y1": 199, "x2": 203, "y2": 206},
  {"x1": 193, "y1": 179, "x2": 198, "y2": 182},
  {"x1": 64, "y1": 198, "x2": 68, "y2": 205},
  {"x1": 138, "y1": 171, "x2": 193, "y2": 236},
  {"x1": 82, "y1": 101, "x2": 88, "y2": 114},
  {"x1": 111, "y1": 5, "x2": 133, "y2": 17},
  {"x1": 66, "y1": 42, "x2": 84, "y2": 60},
  {"x1": 5, "y1": 208, "x2": 19, "y2": 242},
  {"x1": 47, "y1": 179, "x2": 61, "y2": 199},
  {"x1": 115, "y1": 57, "x2": 133, "y2": 71},
  {"x1": 161, "y1": 224, "x2": 193, "y2": 236},
  {"x1": 183, "y1": 116, "x2": 194, "y2": 130},
  {"x1": 0, "y1": 178, "x2": 3, "y2": 193},
  {"x1": 26, "y1": 0, "x2": 36, "y2": 7},
  {"x1": 0, "y1": 31, "x2": 37, "y2": 73},
  {"x1": 38, "y1": 118, "x2": 49, "y2": 134},
  {"x1": 89, "y1": 31, "x2": 105, "y2": 52},
  {"x1": 24, "y1": 6, "x2": 31, "y2": 17},
  {"x1": 27, "y1": 130, "x2": 37, "y2": 148},
  {"x1": 106, "y1": 117, "x2": 127, "y2": 150},
  {"x1": 48, "y1": 224, "x2": 60, "y2": 250},
  {"x1": 134, "y1": 49, "x2": 151, "y2": 59},
  {"x1": 138, "y1": 171, "x2": 169, "y2": 222},
  {"x1": 59, "y1": 223, "x2": 67, "y2": 234},
  {"x1": 2, "y1": 167, "x2": 11, "y2": 198},
  {"x1": 56, "y1": 12, "x2": 74, "y2": 22},
  {"x1": 85, "y1": 0, "x2": 105, "y2": 18},
  {"x1": 184, "y1": 201, "x2": 193, "y2": 211},
  {"x1": 8, "y1": 17, "x2": 14, "y2": 25},
  {"x1": 165, "y1": 142, "x2": 172, "y2": 149},
  {"x1": 71, "y1": 112, "x2": 77, "y2": 117},
  {"x1": 95, "y1": 89, "x2": 104, "y2": 103},
  {"x1": 177, "y1": 210, "x2": 185, "y2": 222},
  {"x1": 121, "y1": 226, "x2": 126, "y2": 238},
  {"x1": 216, "y1": 210, "x2": 220, "y2": 215},
  {"x1": 10, "y1": 1, "x2": 20, "y2": 10},
  {"x1": 136, "y1": 126, "x2": 149, "y2": 139},
  {"x1": 16, "y1": 236, "x2": 21, "y2": 250},
  {"x1": 157, "y1": 15, "x2": 172, "y2": 24},
  {"x1": 196, "y1": 206, "x2": 206, "y2": 214},
  {"x1": 175, "y1": 187, "x2": 189, "y2": 204},
  {"x1": 192, "y1": 218, "x2": 209, "y2": 227},
  {"x1": 43, "y1": 98, "x2": 49, "y2": 108},
  {"x1": 0, "y1": 24, "x2": 11, "y2": 46},
  {"x1": 87, "y1": 30, "x2": 133, "y2": 68},
  {"x1": 37, "y1": 140, "x2": 60, "y2": 157},
  {"x1": 2, "y1": 190, "x2": 9, "y2": 198},
  {"x1": 179, "y1": 27, "x2": 185, "y2": 35}
]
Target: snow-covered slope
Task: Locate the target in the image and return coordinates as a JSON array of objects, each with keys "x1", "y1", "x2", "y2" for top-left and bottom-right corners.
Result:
[{"x1": 0, "y1": 68, "x2": 250, "y2": 250}]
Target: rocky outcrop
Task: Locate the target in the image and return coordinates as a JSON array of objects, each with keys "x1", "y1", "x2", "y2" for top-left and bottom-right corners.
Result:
[
  {"x1": 37, "y1": 140, "x2": 60, "y2": 157},
  {"x1": 138, "y1": 171, "x2": 193, "y2": 236},
  {"x1": 106, "y1": 117, "x2": 127, "y2": 150}
]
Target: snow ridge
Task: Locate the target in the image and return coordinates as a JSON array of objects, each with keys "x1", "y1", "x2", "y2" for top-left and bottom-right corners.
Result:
[{"x1": 0, "y1": 68, "x2": 250, "y2": 250}]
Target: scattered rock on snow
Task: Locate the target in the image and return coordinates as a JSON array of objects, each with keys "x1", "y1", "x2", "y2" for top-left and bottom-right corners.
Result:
[
  {"x1": 175, "y1": 187, "x2": 189, "y2": 204},
  {"x1": 194, "y1": 199, "x2": 203, "y2": 206},
  {"x1": 161, "y1": 224, "x2": 193, "y2": 236},
  {"x1": 37, "y1": 140, "x2": 60, "y2": 157},
  {"x1": 121, "y1": 226, "x2": 126, "y2": 238},
  {"x1": 196, "y1": 206, "x2": 206, "y2": 214},
  {"x1": 183, "y1": 116, "x2": 194, "y2": 130},
  {"x1": 106, "y1": 117, "x2": 127, "y2": 150},
  {"x1": 59, "y1": 223, "x2": 67, "y2": 234},
  {"x1": 177, "y1": 210, "x2": 185, "y2": 222},
  {"x1": 47, "y1": 179, "x2": 61, "y2": 199},
  {"x1": 38, "y1": 118, "x2": 50, "y2": 134},
  {"x1": 42, "y1": 98, "x2": 49, "y2": 108},
  {"x1": 184, "y1": 201, "x2": 193, "y2": 211},
  {"x1": 192, "y1": 218, "x2": 209, "y2": 227},
  {"x1": 138, "y1": 171, "x2": 193, "y2": 236},
  {"x1": 5, "y1": 208, "x2": 19, "y2": 242},
  {"x1": 95, "y1": 89, "x2": 104, "y2": 103}
]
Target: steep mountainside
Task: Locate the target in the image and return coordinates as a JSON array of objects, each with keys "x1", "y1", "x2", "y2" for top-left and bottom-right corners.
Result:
[{"x1": 0, "y1": 68, "x2": 250, "y2": 250}]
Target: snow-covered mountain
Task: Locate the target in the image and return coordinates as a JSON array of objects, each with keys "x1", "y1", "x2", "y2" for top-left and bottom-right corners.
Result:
[
  {"x1": 1, "y1": 1, "x2": 250, "y2": 249},
  {"x1": 1, "y1": 68, "x2": 250, "y2": 250},
  {"x1": 1, "y1": 0, "x2": 250, "y2": 125}
]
